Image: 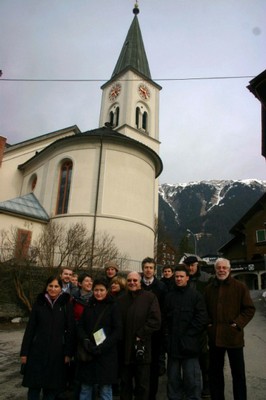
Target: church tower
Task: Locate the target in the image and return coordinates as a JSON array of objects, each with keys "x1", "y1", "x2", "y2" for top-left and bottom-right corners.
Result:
[{"x1": 99, "y1": 3, "x2": 162, "y2": 155}]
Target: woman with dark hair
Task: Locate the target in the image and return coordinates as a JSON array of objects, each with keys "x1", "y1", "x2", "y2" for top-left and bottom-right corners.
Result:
[
  {"x1": 20, "y1": 275, "x2": 75, "y2": 400},
  {"x1": 77, "y1": 278, "x2": 122, "y2": 400},
  {"x1": 72, "y1": 273, "x2": 93, "y2": 322}
]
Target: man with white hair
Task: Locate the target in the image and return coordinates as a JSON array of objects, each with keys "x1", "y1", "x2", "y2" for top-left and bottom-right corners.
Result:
[{"x1": 204, "y1": 258, "x2": 255, "y2": 400}]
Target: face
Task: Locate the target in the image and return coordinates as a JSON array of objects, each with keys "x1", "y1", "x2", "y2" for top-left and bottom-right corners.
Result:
[
  {"x1": 106, "y1": 267, "x2": 117, "y2": 279},
  {"x1": 110, "y1": 281, "x2": 121, "y2": 293},
  {"x1": 60, "y1": 268, "x2": 73, "y2": 284},
  {"x1": 215, "y1": 261, "x2": 230, "y2": 280},
  {"x1": 46, "y1": 279, "x2": 62, "y2": 299},
  {"x1": 71, "y1": 275, "x2": 78, "y2": 286},
  {"x1": 186, "y1": 262, "x2": 198, "y2": 276},
  {"x1": 175, "y1": 271, "x2": 189, "y2": 287},
  {"x1": 163, "y1": 268, "x2": 173, "y2": 278},
  {"x1": 80, "y1": 276, "x2": 93, "y2": 292},
  {"x1": 127, "y1": 272, "x2": 141, "y2": 291},
  {"x1": 142, "y1": 262, "x2": 156, "y2": 279},
  {"x1": 93, "y1": 284, "x2": 108, "y2": 301}
]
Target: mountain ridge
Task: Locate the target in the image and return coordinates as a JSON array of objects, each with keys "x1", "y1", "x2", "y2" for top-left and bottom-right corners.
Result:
[{"x1": 158, "y1": 179, "x2": 266, "y2": 255}]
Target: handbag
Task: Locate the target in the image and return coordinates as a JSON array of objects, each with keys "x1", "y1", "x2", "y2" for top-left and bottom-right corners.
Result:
[{"x1": 76, "y1": 304, "x2": 109, "y2": 362}]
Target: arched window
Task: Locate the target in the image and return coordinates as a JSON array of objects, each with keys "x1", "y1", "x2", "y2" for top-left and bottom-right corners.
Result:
[
  {"x1": 56, "y1": 160, "x2": 72, "y2": 215},
  {"x1": 142, "y1": 112, "x2": 148, "y2": 130},
  {"x1": 115, "y1": 107, "x2": 120, "y2": 127},
  {"x1": 135, "y1": 107, "x2": 140, "y2": 128},
  {"x1": 110, "y1": 111, "x2": 114, "y2": 127}
]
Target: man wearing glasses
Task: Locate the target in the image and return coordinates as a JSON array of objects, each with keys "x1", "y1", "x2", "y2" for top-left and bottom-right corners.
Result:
[{"x1": 117, "y1": 271, "x2": 161, "y2": 400}]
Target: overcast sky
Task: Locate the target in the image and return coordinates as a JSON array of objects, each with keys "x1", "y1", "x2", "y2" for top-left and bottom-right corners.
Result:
[{"x1": 1, "y1": 0, "x2": 266, "y2": 184}]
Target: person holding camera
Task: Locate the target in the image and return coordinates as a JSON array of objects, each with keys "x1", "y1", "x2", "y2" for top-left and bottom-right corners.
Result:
[
  {"x1": 117, "y1": 271, "x2": 161, "y2": 400},
  {"x1": 163, "y1": 266, "x2": 208, "y2": 400}
]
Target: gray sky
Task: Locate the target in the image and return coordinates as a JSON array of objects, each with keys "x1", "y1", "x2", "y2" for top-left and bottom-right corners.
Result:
[{"x1": 1, "y1": 0, "x2": 266, "y2": 184}]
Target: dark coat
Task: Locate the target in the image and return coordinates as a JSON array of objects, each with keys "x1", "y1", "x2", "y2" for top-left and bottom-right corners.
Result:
[
  {"x1": 77, "y1": 294, "x2": 122, "y2": 385},
  {"x1": 163, "y1": 285, "x2": 208, "y2": 359},
  {"x1": 117, "y1": 289, "x2": 161, "y2": 365},
  {"x1": 204, "y1": 275, "x2": 255, "y2": 348},
  {"x1": 20, "y1": 292, "x2": 75, "y2": 390}
]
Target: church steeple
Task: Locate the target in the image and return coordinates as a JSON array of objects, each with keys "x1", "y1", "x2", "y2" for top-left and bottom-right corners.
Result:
[
  {"x1": 99, "y1": 2, "x2": 161, "y2": 155},
  {"x1": 111, "y1": 4, "x2": 151, "y2": 80}
]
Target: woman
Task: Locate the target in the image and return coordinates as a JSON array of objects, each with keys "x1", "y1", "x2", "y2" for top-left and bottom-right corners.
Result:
[
  {"x1": 109, "y1": 276, "x2": 127, "y2": 298},
  {"x1": 77, "y1": 278, "x2": 122, "y2": 400},
  {"x1": 20, "y1": 275, "x2": 75, "y2": 400},
  {"x1": 72, "y1": 273, "x2": 93, "y2": 321}
]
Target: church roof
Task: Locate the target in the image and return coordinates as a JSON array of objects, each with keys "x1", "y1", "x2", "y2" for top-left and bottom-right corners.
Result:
[
  {"x1": 111, "y1": 7, "x2": 151, "y2": 80},
  {"x1": 0, "y1": 192, "x2": 50, "y2": 222}
]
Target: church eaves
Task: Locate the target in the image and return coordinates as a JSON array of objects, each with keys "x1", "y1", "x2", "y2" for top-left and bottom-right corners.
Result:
[
  {"x1": 111, "y1": 6, "x2": 151, "y2": 80},
  {"x1": 0, "y1": 193, "x2": 49, "y2": 222}
]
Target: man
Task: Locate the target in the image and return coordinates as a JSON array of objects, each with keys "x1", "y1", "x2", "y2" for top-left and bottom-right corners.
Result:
[
  {"x1": 104, "y1": 260, "x2": 119, "y2": 285},
  {"x1": 164, "y1": 265, "x2": 208, "y2": 400},
  {"x1": 183, "y1": 256, "x2": 212, "y2": 398},
  {"x1": 117, "y1": 271, "x2": 161, "y2": 400},
  {"x1": 141, "y1": 257, "x2": 167, "y2": 398},
  {"x1": 204, "y1": 258, "x2": 255, "y2": 400},
  {"x1": 60, "y1": 267, "x2": 76, "y2": 295},
  {"x1": 160, "y1": 265, "x2": 175, "y2": 292}
]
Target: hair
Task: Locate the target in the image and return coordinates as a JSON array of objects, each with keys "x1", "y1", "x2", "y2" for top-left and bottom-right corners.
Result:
[
  {"x1": 174, "y1": 265, "x2": 189, "y2": 276},
  {"x1": 78, "y1": 272, "x2": 93, "y2": 284},
  {"x1": 110, "y1": 276, "x2": 127, "y2": 290},
  {"x1": 141, "y1": 257, "x2": 156, "y2": 270},
  {"x1": 43, "y1": 275, "x2": 62, "y2": 293},
  {"x1": 162, "y1": 265, "x2": 174, "y2": 272},
  {"x1": 214, "y1": 258, "x2": 231, "y2": 269},
  {"x1": 92, "y1": 277, "x2": 109, "y2": 290},
  {"x1": 60, "y1": 267, "x2": 73, "y2": 274},
  {"x1": 127, "y1": 271, "x2": 142, "y2": 282}
]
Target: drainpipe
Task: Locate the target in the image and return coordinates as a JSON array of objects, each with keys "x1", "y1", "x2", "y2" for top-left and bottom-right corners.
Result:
[{"x1": 90, "y1": 135, "x2": 103, "y2": 267}]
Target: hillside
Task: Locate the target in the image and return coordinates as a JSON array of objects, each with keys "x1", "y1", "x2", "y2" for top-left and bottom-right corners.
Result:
[{"x1": 158, "y1": 180, "x2": 266, "y2": 255}]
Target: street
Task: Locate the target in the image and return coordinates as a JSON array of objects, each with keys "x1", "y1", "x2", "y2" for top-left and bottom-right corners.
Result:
[{"x1": 0, "y1": 291, "x2": 266, "y2": 399}]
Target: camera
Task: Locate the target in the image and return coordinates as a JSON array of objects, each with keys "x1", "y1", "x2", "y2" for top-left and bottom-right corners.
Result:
[{"x1": 135, "y1": 341, "x2": 146, "y2": 361}]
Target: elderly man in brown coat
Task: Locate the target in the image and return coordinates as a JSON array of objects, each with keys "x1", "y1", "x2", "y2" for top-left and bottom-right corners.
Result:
[{"x1": 204, "y1": 258, "x2": 255, "y2": 400}]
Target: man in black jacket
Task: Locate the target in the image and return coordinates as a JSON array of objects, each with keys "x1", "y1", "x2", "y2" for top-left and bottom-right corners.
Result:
[
  {"x1": 118, "y1": 271, "x2": 161, "y2": 400},
  {"x1": 163, "y1": 265, "x2": 208, "y2": 400},
  {"x1": 141, "y1": 257, "x2": 167, "y2": 400}
]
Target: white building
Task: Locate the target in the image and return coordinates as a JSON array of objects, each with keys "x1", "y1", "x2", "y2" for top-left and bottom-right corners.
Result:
[{"x1": 0, "y1": 5, "x2": 162, "y2": 268}]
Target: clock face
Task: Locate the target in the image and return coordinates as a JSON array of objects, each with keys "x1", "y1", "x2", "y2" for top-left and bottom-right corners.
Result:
[
  {"x1": 138, "y1": 84, "x2": 150, "y2": 100},
  {"x1": 109, "y1": 83, "x2": 121, "y2": 101}
]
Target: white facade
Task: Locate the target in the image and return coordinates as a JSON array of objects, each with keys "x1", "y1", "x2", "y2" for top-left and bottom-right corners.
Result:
[{"x1": 0, "y1": 10, "x2": 162, "y2": 267}]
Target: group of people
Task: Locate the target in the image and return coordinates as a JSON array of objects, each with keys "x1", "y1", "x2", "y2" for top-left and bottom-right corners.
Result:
[{"x1": 20, "y1": 257, "x2": 255, "y2": 400}]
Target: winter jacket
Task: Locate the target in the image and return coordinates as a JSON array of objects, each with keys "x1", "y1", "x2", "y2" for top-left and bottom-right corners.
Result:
[
  {"x1": 117, "y1": 289, "x2": 161, "y2": 365},
  {"x1": 204, "y1": 275, "x2": 255, "y2": 348},
  {"x1": 20, "y1": 292, "x2": 75, "y2": 391},
  {"x1": 77, "y1": 294, "x2": 122, "y2": 385},
  {"x1": 72, "y1": 289, "x2": 92, "y2": 321},
  {"x1": 163, "y1": 285, "x2": 208, "y2": 359}
]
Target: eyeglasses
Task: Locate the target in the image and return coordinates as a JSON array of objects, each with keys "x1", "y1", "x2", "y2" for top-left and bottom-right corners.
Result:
[{"x1": 127, "y1": 279, "x2": 138, "y2": 282}]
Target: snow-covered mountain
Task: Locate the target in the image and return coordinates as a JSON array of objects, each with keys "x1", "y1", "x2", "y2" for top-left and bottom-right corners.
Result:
[{"x1": 158, "y1": 179, "x2": 266, "y2": 255}]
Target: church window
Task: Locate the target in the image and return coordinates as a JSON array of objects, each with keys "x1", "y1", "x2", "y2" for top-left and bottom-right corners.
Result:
[
  {"x1": 56, "y1": 160, "x2": 72, "y2": 215},
  {"x1": 110, "y1": 111, "x2": 114, "y2": 127},
  {"x1": 109, "y1": 106, "x2": 120, "y2": 128},
  {"x1": 115, "y1": 107, "x2": 120, "y2": 127},
  {"x1": 142, "y1": 111, "x2": 148, "y2": 130},
  {"x1": 136, "y1": 107, "x2": 140, "y2": 128},
  {"x1": 135, "y1": 106, "x2": 149, "y2": 133}
]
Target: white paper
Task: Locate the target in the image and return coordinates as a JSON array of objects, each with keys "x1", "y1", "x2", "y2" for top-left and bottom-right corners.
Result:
[{"x1": 93, "y1": 328, "x2": 106, "y2": 346}]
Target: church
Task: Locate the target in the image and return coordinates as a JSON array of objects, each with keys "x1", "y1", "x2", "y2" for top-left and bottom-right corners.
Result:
[{"x1": 0, "y1": 4, "x2": 163, "y2": 268}]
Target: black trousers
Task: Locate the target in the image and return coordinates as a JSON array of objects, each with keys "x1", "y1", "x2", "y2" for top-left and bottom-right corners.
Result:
[
  {"x1": 209, "y1": 346, "x2": 247, "y2": 400},
  {"x1": 120, "y1": 364, "x2": 150, "y2": 400}
]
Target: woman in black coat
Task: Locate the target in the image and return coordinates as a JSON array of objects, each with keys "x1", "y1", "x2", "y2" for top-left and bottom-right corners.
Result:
[
  {"x1": 77, "y1": 278, "x2": 122, "y2": 400},
  {"x1": 20, "y1": 275, "x2": 75, "y2": 400}
]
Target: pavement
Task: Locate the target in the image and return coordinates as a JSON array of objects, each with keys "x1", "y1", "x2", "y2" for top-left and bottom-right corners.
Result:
[{"x1": 0, "y1": 291, "x2": 266, "y2": 400}]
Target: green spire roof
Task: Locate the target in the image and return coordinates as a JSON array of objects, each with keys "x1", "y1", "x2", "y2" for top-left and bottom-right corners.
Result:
[{"x1": 111, "y1": 12, "x2": 151, "y2": 80}]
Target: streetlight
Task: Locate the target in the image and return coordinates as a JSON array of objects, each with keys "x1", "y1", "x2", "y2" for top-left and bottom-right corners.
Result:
[{"x1": 186, "y1": 229, "x2": 197, "y2": 255}]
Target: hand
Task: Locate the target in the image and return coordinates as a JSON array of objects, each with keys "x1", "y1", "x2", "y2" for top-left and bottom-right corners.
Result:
[
  {"x1": 64, "y1": 356, "x2": 71, "y2": 364},
  {"x1": 21, "y1": 356, "x2": 27, "y2": 364}
]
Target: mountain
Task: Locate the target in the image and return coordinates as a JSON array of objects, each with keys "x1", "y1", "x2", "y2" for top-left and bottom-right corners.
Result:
[{"x1": 158, "y1": 180, "x2": 266, "y2": 256}]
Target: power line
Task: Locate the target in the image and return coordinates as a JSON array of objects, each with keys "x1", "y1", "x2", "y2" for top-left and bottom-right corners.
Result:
[{"x1": 0, "y1": 75, "x2": 254, "y2": 83}]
